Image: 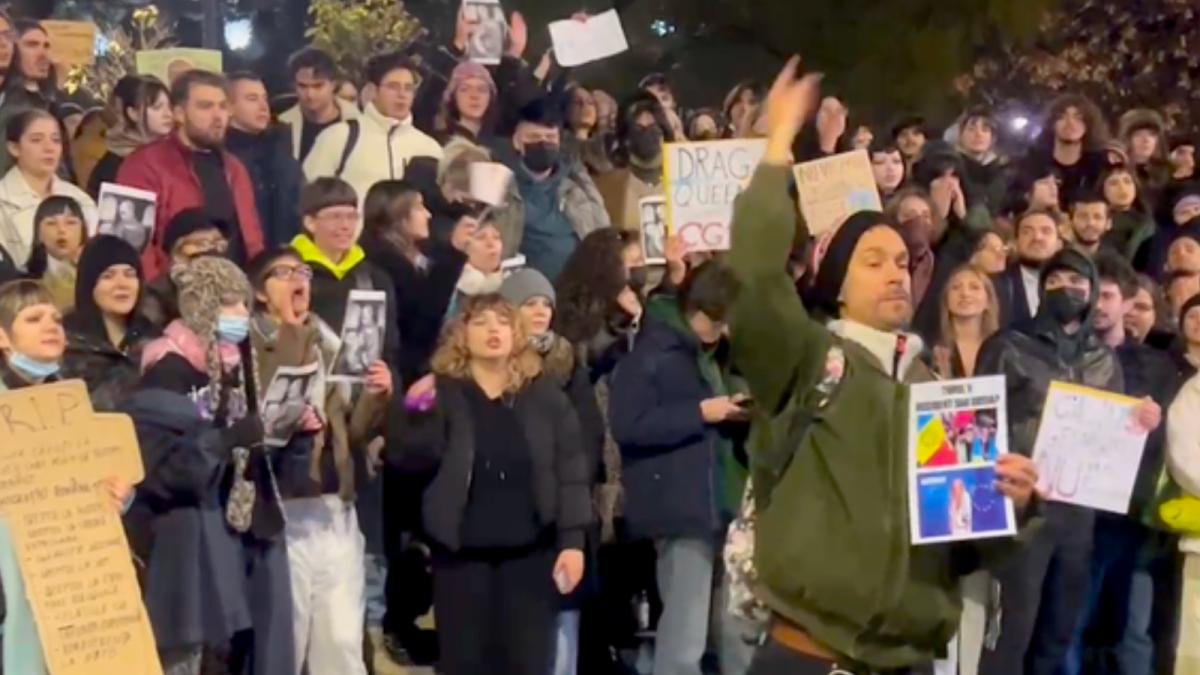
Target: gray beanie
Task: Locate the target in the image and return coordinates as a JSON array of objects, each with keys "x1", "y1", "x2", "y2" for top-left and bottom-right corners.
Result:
[{"x1": 500, "y1": 268, "x2": 556, "y2": 308}]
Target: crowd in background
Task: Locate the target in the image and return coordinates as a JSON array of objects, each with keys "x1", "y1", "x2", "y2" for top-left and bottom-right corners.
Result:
[{"x1": 2, "y1": 5, "x2": 1200, "y2": 675}]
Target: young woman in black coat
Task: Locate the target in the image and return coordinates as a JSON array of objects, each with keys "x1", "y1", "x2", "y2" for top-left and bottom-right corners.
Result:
[
  {"x1": 500, "y1": 268, "x2": 605, "y2": 675},
  {"x1": 61, "y1": 235, "x2": 156, "y2": 411},
  {"x1": 388, "y1": 293, "x2": 591, "y2": 675}
]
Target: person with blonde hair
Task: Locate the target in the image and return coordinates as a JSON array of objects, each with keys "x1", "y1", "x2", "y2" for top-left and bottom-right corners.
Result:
[
  {"x1": 387, "y1": 293, "x2": 591, "y2": 675},
  {"x1": 933, "y1": 264, "x2": 1001, "y2": 378}
]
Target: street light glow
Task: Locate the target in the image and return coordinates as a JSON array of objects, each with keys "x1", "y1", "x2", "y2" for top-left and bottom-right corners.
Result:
[{"x1": 225, "y1": 18, "x2": 253, "y2": 51}]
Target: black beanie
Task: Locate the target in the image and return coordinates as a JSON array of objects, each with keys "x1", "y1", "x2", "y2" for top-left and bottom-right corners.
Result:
[
  {"x1": 808, "y1": 210, "x2": 897, "y2": 319},
  {"x1": 1180, "y1": 293, "x2": 1200, "y2": 332},
  {"x1": 70, "y1": 235, "x2": 144, "y2": 339},
  {"x1": 162, "y1": 209, "x2": 230, "y2": 255}
]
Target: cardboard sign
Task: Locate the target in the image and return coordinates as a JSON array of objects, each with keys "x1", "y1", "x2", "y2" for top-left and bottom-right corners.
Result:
[
  {"x1": 663, "y1": 139, "x2": 767, "y2": 252},
  {"x1": 136, "y1": 48, "x2": 223, "y2": 85},
  {"x1": 907, "y1": 375, "x2": 1016, "y2": 545},
  {"x1": 0, "y1": 381, "x2": 160, "y2": 675},
  {"x1": 792, "y1": 149, "x2": 883, "y2": 236},
  {"x1": 1031, "y1": 381, "x2": 1148, "y2": 514},
  {"x1": 41, "y1": 20, "x2": 97, "y2": 68}
]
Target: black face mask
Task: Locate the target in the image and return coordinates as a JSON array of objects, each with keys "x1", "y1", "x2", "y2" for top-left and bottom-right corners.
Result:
[
  {"x1": 627, "y1": 265, "x2": 649, "y2": 294},
  {"x1": 1042, "y1": 286, "x2": 1090, "y2": 325},
  {"x1": 628, "y1": 127, "x2": 663, "y2": 162},
  {"x1": 522, "y1": 142, "x2": 560, "y2": 173}
]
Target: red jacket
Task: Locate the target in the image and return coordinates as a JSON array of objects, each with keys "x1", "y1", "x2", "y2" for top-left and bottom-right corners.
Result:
[{"x1": 116, "y1": 134, "x2": 265, "y2": 279}]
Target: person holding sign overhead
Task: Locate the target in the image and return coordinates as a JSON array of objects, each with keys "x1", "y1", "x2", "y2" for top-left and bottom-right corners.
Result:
[
  {"x1": 726, "y1": 57, "x2": 1039, "y2": 675},
  {"x1": 976, "y1": 248, "x2": 1161, "y2": 675},
  {"x1": 0, "y1": 278, "x2": 132, "y2": 675}
]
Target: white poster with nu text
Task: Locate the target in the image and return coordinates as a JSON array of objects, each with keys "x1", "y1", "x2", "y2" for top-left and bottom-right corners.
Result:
[{"x1": 662, "y1": 139, "x2": 767, "y2": 252}]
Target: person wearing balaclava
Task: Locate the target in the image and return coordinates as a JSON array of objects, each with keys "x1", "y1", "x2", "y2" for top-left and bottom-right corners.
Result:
[
  {"x1": 492, "y1": 98, "x2": 610, "y2": 282},
  {"x1": 594, "y1": 91, "x2": 676, "y2": 233},
  {"x1": 976, "y1": 248, "x2": 1160, "y2": 675}
]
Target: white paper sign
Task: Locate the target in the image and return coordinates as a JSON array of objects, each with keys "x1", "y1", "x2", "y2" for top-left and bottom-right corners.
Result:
[
  {"x1": 330, "y1": 290, "x2": 388, "y2": 383},
  {"x1": 469, "y1": 161, "x2": 514, "y2": 206},
  {"x1": 97, "y1": 182, "x2": 156, "y2": 253},
  {"x1": 1031, "y1": 381, "x2": 1148, "y2": 514},
  {"x1": 908, "y1": 376, "x2": 1017, "y2": 545},
  {"x1": 462, "y1": 0, "x2": 507, "y2": 65},
  {"x1": 548, "y1": 10, "x2": 629, "y2": 67},
  {"x1": 663, "y1": 139, "x2": 767, "y2": 252}
]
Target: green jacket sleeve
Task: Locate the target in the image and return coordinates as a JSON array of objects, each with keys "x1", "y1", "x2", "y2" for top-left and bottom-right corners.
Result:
[{"x1": 728, "y1": 164, "x2": 831, "y2": 414}]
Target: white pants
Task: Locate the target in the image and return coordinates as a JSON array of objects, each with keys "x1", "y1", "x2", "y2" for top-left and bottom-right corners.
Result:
[
  {"x1": 1178, "y1": 553, "x2": 1200, "y2": 675},
  {"x1": 285, "y1": 496, "x2": 367, "y2": 675},
  {"x1": 934, "y1": 570, "x2": 990, "y2": 675}
]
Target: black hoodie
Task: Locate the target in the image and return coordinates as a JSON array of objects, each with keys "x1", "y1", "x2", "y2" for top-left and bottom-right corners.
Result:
[{"x1": 977, "y1": 248, "x2": 1125, "y2": 457}]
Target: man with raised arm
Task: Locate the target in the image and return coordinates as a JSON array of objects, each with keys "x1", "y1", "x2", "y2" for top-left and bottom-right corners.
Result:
[{"x1": 727, "y1": 57, "x2": 1039, "y2": 675}]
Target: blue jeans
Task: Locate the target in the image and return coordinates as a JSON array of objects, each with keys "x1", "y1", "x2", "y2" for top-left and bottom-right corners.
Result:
[
  {"x1": 552, "y1": 610, "x2": 581, "y2": 675},
  {"x1": 653, "y1": 538, "x2": 715, "y2": 675},
  {"x1": 1061, "y1": 516, "x2": 1144, "y2": 675}
]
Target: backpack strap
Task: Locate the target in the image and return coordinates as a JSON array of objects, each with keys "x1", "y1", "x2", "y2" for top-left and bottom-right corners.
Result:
[{"x1": 335, "y1": 120, "x2": 360, "y2": 178}]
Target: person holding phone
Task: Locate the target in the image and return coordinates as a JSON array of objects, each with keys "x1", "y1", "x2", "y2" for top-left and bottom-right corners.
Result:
[{"x1": 609, "y1": 261, "x2": 755, "y2": 675}]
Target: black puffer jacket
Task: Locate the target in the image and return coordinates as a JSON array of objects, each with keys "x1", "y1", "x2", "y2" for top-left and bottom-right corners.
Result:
[
  {"x1": 387, "y1": 374, "x2": 593, "y2": 552},
  {"x1": 61, "y1": 317, "x2": 156, "y2": 411},
  {"x1": 976, "y1": 249, "x2": 1125, "y2": 456}
]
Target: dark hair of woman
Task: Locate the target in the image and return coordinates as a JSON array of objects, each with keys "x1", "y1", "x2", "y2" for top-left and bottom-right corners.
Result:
[
  {"x1": 362, "y1": 179, "x2": 423, "y2": 261},
  {"x1": 553, "y1": 229, "x2": 630, "y2": 344},
  {"x1": 25, "y1": 196, "x2": 88, "y2": 276}
]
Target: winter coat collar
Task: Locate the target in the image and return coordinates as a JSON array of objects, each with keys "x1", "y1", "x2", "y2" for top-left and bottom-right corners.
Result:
[
  {"x1": 141, "y1": 319, "x2": 240, "y2": 374},
  {"x1": 827, "y1": 319, "x2": 924, "y2": 380},
  {"x1": 291, "y1": 233, "x2": 365, "y2": 280}
]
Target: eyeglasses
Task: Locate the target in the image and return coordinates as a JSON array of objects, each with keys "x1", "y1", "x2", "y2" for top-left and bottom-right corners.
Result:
[{"x1": 266, "y1": 264, "x2": 314, "y2": 281}]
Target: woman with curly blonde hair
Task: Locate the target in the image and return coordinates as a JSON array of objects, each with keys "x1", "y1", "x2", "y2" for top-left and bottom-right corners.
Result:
[{"x1": 393, "y1": 293, "x2": 592, "y2": 675}]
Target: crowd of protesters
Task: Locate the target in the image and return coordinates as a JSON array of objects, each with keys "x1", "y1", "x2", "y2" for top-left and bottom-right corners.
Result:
[{"x1": 4, "y1": 5, "x2": 1200, "y2": 675}]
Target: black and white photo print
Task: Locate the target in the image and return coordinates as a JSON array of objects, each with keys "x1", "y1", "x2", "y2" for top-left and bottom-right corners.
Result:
[{"x1": 97, "y1": 182, "x2": 156, "y2": 254}]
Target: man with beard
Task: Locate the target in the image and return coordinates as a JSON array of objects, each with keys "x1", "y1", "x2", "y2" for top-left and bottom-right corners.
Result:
[
  {"x1": 117, "y1": 70, "x2": 264, "y2": 279},
  {"x1": 594, "y1": 91, "x2": 676, "y2": 232},
  {"x1": 994, "y1": 208, "x2": 1063, "y2": 327},
  {"x1": 976, "y1": 248, "x2": 1160, "y2": 675},
  {"x1": 1069, "y1": 191, "x2": 1114, "y2": 258}
]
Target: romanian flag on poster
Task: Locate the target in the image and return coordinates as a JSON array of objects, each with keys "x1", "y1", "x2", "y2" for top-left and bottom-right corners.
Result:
[{"x1": 907, "y1": 375, "x2": 1016, "y2": 546}]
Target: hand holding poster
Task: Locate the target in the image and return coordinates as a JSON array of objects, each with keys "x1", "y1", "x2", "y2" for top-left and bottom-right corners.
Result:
[
  {"x1": 663, "y1": 139, "x2": 767, "y2": 252},
  {"x1": 262, "y1": 363, "x2": 320, "y2": 448},
  {"x1": 793, "y1": 149, "x2": 883, "y2": 236},
  {"x1": 908, "y1": 376, "x2": 1017, "y2": 545},
  {"x1": 639, "y1": 196, "x2": 667, "y2": 265},
  {"x1": 331, "y1": 290, "x2": 388, "y2": 383},
  {"x1": 97, "y1": 183, "x2": 156, "y2": 254},
  {"x1": 0, "y1": 381, "x2": 161, "y2": 675},
  {"x1": 548, "y1": 10, "x2": 629, "y2": 67},
  {"x1": 1031, "y1": 381, "x2": 1149, "y2": 514},
  {"x1": 462, "y1": 0, "x2": 508, "y2": 65}
]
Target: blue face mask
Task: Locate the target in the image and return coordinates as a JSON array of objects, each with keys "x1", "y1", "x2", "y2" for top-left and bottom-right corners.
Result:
[
  {"x1": 8, "y1": 352, "x2": 60, "y2": 381},
  {"x1": 216, "y1": 315, "x2": 250, "y2": 344}
]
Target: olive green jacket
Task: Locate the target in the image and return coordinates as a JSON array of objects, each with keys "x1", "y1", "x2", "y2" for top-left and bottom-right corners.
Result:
[{"x1": 728, "y1": 164, "x2": 1031, "y2": 669}]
